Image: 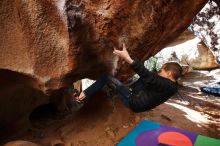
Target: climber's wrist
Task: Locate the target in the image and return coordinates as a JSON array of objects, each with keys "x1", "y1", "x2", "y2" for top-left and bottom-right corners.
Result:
[{"x1": 125, "y1": 56, "x2": 134, "y2": 64}]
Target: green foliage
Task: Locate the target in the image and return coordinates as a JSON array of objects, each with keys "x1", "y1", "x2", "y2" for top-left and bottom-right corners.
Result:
[{"x1": 144, "y1": 56, "x2": 161, "y2": 72}]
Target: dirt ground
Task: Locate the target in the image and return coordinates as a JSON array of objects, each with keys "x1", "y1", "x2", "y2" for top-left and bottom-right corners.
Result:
[{"x1": 2, "y1": 70, "x2": 220, "y2": 146}]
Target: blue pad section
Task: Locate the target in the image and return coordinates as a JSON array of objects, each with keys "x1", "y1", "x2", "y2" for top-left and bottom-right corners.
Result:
[
  {"x1": 117, "y1": 120, "x2": 160, "y2": 146},
  {"x1": 200, "y1": 81, "x2": 220, "y2": 97}
]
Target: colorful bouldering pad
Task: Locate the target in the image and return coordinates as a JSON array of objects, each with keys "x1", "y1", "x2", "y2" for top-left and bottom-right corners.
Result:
[{"x1": 117, "y1": 120, "x2": 220, "y2": 146}]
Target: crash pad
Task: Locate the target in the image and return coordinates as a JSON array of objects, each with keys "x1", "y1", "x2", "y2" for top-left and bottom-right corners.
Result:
[{"x1": 117, "y1": 120, "x2": 220, "y2": 146}]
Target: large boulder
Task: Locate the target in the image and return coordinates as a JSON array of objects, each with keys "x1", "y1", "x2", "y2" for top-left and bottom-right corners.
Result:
[
  {"x1": 0, "y1": 0, "x2": 208, "y2": 135},
  {"x1": 155, "y1": 35, "x2": 218, "y2": 70},
  {"x1": 186, "y1": 41, "x2": 218, "y2": 69}
]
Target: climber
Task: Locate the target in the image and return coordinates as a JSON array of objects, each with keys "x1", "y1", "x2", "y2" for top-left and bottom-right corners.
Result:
[{"x1": 73, "y1": 43, "x2": 183, "y2": 112}]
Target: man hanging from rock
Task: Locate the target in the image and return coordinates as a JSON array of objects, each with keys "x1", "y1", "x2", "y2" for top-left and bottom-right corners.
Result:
[{"x1": 73, "y1": 43, "x2": 183, "y2": 113}]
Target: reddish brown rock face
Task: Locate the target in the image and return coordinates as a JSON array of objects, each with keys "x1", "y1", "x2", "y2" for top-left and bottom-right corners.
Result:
[
  {"x1": 65, "y1": 0, "x2": 209, "y2": 80},
  {"x1": 0, "y1": 0, "x2": 208, "y2": 135}
]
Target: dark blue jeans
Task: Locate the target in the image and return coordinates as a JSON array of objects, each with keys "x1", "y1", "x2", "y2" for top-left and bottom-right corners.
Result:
[{"x1": 83, "y1": 75, "x2": 131, "y2": 107}]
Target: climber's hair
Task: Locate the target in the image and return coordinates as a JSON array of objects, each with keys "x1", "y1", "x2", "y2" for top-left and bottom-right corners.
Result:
[{"x1": 161, "y1": 62, "x2": 183, "y2": 80}]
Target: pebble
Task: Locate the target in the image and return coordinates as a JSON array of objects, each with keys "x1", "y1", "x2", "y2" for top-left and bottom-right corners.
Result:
[
  {"x1": 122, "y1": 125, "x2": 129, "y2": 129},
  {"x1": 105, "y1": 127, "x2": 117, "y2": 139},
  {"x1": 135, "y1": 115, "x2": 141, "y2": 123}
]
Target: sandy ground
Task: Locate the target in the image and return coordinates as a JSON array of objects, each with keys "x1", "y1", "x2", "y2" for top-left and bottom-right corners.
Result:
[{"x1": 1, "y1": 70, "x2": 220, "y2": 146}]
